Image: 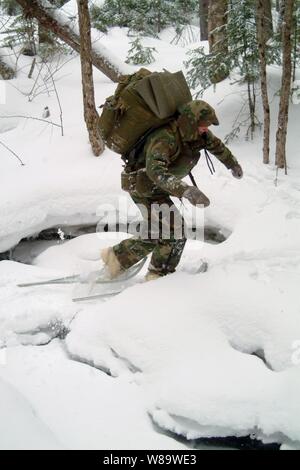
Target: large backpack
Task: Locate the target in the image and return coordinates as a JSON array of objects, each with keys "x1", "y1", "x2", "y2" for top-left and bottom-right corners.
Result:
[{"x1": 98, "y1": 68, "x2": 192, "y2": 157}]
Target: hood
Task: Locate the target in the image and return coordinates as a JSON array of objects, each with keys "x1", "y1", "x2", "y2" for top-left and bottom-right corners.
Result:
[{"x1": 177, "y1": 100, "x2": 219, "y2": 141}]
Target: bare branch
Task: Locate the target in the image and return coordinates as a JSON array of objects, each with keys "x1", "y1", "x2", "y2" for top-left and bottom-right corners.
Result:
[
  {"x1": 0, "y1": 115, "x2": 62, "y2": 128},
  {"x1": 43, "y1": 60, "x2": 64, "y2": 136},
  {"x1": 0, "y1": 140, "x2": 25, "y2": 166}
]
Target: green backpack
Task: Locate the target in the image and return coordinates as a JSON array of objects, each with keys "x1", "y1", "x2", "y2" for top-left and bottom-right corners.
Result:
[{"x1": 98, "y1": 68, "x2": 192, "y2": 156}]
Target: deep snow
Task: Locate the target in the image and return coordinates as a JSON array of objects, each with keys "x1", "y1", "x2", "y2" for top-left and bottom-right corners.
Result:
[{"x1": 0, "y1": 1, "x2": 300, "y2": 450}]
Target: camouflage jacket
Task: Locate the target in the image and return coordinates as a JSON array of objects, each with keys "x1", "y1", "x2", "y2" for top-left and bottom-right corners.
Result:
[{"x1": 122, "y1": 120, "x2": 239, "y2": 198}]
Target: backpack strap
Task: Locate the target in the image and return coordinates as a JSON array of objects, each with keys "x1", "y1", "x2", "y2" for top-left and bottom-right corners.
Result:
[
  {"x1": 122, "y1": 117, "x2": 176, "y2": 170},
  {"x1": 122, "y1": 126, "x2": 157, "y2": 170},
  {"x1": 202, "y1": 132, "x2": 216, "y2": 175},
  {"x1": 188, "y1": 171, "x2": 198, "y2": 188}
]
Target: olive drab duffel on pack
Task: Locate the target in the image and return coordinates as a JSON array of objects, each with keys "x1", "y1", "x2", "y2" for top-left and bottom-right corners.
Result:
[{"x1": 98, "y1": 68, "x2": 192, "y2": 156}]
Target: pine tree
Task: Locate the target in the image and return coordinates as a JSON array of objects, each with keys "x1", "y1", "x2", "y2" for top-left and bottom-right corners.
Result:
[
  {"x1": 185, "y1": 45, "x2": 230, "y2": 94},
  {"x1": 91, "y1": 0, "x2": 195, "y2": 38},
  {"x1": 91, "y1": 0, "x2": 132, "y2": 32},
  {"x1": 125, "y1": 37, "x2": 157, "y2": 65},
  {"x1": 227, "y1": 0, "x2": 260, "y2": 135},
  {"x1": 186, "y1": 0, "x2": 280, "y2": 138},
  {"x1": 91, "y1": 0, "x2": 154, "y2": 36},
  {"x1": 146, "y1": 0, "x2": 174, "y2": 34},
  {"x1": 173, "y1": 0, "x2": 198, "y2": 29},
  {"x1": 0, "y1": 0, "x2": 20, "y2": 15},
  {"x1": 0, "y1": 12, "x2": 37, "y2": 56},
  {"x1": 15, "y1": 0, "x2": 121, "y2": 82},
  {"x1": 0, "y1": 0, "x2": 70, "y2": 58}
]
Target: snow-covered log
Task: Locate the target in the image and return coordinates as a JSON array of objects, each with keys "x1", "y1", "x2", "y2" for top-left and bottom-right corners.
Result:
[{"x1": 15, "y1": 0, "x2": 122, "y2": 83}]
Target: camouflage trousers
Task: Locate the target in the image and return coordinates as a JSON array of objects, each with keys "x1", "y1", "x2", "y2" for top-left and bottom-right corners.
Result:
[{"x1": 113, "y1": 193, "x2": 186, "y2": 276}]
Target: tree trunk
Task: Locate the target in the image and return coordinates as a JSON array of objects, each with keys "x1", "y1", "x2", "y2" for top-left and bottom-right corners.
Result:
[
  {"x1": 277, "y1": 0, "x2": 285, "y2": 34},
  {"x1": 292, "y1": 4, "x2": 299, "y2": 83},
  {"x1": 263, "y1": 0, "x2": 273, "y2": 40},
  {"x1": 15, "y1": 0, "x2": 122, "y2": 82},
  {"x1": 38, "y1": 23, "x2": 55, "y2": 46},
  {"x1": 0, "y1": 57, "x2": 16, "y2": 79},
  {"x1": 77, "y1": 0, "x2": 104, "y2": 157},
  {"x1": 256, "y1": 0, "x2": 270, "y2": 164},
  {"x1": 275, "y1": 0, "x2": 295, "y2": 171},
  {"x1": 199, "y1": 0, "x2": 209, "y2": 41},
  {"x1": 22, "y1": 18, "x2": 37, "y2": 56},
  {"x1": 208, "y1": 0, "x2": 229, "y2": 83}
]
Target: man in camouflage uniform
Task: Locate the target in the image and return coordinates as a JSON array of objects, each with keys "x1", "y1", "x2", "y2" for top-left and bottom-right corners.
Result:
[{"x1": 101, "y1": 100, "x2": 243, "y2": 281}]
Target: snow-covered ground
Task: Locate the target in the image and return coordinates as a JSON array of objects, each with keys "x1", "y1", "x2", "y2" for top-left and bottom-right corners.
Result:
[
  {"x1": 0, "y1": 2, "x2": 300, "y2": 450},
  {"x1": 0, "y1": 341, "x2": 192, "y2": 450}
]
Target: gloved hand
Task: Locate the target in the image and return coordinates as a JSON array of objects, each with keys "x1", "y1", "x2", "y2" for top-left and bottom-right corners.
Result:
[
  {"x1": 183, "y1": 186, "x2": 210, "y2": 207},
  {"x1": 231, "y1": 164, "x2": 243, "y2": 179}
]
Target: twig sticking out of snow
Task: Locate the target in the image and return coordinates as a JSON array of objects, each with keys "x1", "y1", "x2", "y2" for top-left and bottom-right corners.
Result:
[
  {"x1": 0, "y1": 140, "x2": 25, "y2": 166},
  {"x1": 0, "y1": 115, "x2": 61, "y2": 128},
  {"x1": 43, "y1": 61, "x2": 64, "y2": 136}
]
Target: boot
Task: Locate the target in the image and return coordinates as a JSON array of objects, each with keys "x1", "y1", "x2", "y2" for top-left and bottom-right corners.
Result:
[
  {"x1": 144, "y1": 270, "x2": 163, "y2": 282},
  {"x1": 101, "y1": 247, "x2": 124, "y2": 279}
]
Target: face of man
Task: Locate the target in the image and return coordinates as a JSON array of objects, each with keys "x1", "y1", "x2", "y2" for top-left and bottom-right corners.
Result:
[{"x1": 198, "y1": 121, "x2": 209, "y2": 135}]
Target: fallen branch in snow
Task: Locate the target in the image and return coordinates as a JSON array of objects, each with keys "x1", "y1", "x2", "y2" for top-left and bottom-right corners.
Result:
[
  {"x1": 15, "y1": 0, "x2": 123, "y2": 82},
  {"x1": 0, "y1": 115, "x2": 62, "y2": 129},
  {"x1": 0, "y1": 140, "x2": 25, "y2": 166}
]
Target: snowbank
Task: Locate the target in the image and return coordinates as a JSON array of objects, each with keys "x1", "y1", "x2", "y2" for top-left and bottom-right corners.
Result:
[
  {"x1": 2, "y1": 224, "x2": 298, "y2": 445},
  {"x1": 1, "y1": 17, "x2": 300, "y2": 449},
  {"x1": 0, "y1": 342, "x2": 187, "y2": 449},
  {"x1": 0, "y1": 376, "x2": 61, "y2": 449},
  {"x1": 0, "y1": 233, "x2": 131, "y2": 346},
  {"x1": 65, "y1": 245, "x2": 300, "y2": 446}
]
